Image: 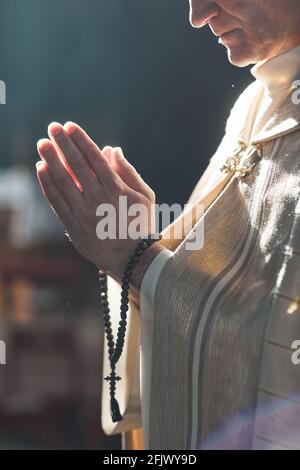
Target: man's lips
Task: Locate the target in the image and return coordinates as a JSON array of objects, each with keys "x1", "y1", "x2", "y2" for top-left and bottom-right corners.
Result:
[
  {"x1": 210, "y1": 26, "x2": 238, "y2": 38},
  {"x1": 219, "y1": 29, "x2": 236, "y2": 38}
]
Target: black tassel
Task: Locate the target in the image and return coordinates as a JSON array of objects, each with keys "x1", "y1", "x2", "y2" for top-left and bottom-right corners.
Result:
[{"x1": 111, "y1": 396, "x2": 123, "y2": 422}]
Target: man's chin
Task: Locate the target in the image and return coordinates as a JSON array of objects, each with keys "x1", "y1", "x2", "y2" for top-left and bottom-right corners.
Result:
[{"x1": 226, "y1": 46, "x2": 256, "y2": 68}]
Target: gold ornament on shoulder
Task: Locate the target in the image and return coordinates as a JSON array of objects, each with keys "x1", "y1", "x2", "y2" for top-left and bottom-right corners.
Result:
[{"x1": 220, "y1": 141, "x2": 263, "y2": 179}]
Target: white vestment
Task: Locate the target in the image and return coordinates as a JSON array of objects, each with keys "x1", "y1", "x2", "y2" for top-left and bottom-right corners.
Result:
[{"x1": 102, "y1": 44, "x2": 300, "y2": 450}]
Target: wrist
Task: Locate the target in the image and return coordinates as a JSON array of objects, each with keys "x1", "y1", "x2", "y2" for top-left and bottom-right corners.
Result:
[{"x1": 128, "y1": 242, "x2": 167, "y2": 305}]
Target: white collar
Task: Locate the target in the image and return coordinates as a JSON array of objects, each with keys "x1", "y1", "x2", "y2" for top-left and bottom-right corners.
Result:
[{"x1": 251, "y1": 44, "x2": 300, "y2": 94}]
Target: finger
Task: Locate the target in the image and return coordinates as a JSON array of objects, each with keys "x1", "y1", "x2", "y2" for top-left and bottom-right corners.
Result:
[
  {"x1": 36, "y1": 161, "x2": 72, "y2": 224},
  {"x1": 48, "y1": 122, "x2": 98, "y2": 193},
  {"x1": 38, "y1": 137, "x2": 80, "y2": 188},
  {"x1": 102, "y1": 146, "x2": 114, "y2": 164},
  {"x1": 102, "y1": 146, "x2": 118, "y2": 173},
  {"x1": 63, "y1": 122, "x2": 123, "y2": 192},
  {"x1": 87, "y1": 141, "x2": 152, "y2": 197},
  {"x1": 102, "y1": 146, "x2": 121, "y2": 174},
  {"x1": 111, "y1": 147, "x2": 155, "y2": 197},
  {"x1": 37, "y1": 138, "x2": 86, "y2": 211}
]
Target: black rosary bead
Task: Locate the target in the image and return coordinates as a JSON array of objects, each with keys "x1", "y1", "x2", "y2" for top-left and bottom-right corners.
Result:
[{"x1": 101, "y1": 299, "x2": 109, "y2": 308}]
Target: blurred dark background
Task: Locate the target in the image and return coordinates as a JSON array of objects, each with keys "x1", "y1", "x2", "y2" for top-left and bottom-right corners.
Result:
[{"x1": 0, "y1": 0, "x2": 252, "y2": 449}]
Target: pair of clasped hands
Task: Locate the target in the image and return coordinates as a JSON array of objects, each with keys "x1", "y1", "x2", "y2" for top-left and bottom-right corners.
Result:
[{"x1": 36, "y1": 122, "x2": 166, "y2": 292}]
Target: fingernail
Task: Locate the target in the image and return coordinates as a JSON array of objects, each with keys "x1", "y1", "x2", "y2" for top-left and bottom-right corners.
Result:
[
  {"x1": 36, "y1": 161, "x2": 46, "y2": 170},
  {"x1": 64, "y1": 121, "x2": 77, "y2": 134},
  {"x1": 114, "y1": 147, "x2": 125, "y2": 160},
  {"x1": 37, "y1": 139, "x2": 52, "y2": 152},
  {"x1": 48, "y1": 122, "x2": 63, "y2": 137}
]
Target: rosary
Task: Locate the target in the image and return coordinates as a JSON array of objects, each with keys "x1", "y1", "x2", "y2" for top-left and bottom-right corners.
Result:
[{"x1": 99, "y1": 233, "x2": 162, "y2": 422}]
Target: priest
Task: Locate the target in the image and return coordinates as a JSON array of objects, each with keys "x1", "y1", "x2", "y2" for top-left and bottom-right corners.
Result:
[{"x1": 36, "y1": 0, "x2": 300, "y2": 450}]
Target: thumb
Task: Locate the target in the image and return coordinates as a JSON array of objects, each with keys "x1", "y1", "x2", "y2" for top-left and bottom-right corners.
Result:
[{"x1": 111, "y1": 147, "x2": 155, "y2": 199}]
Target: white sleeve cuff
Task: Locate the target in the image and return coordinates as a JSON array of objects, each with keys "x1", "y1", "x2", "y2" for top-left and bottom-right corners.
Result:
[
  {"x1": 140, "y1": 248, "x2": 173, "y2": 321},
  {"x1": 139, "y1": 248, "x2": 173, "y2": 448}
]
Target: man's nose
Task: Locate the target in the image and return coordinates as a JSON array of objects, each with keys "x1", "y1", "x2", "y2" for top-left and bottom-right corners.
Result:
[{"x1": 189, "y1": 1, "x2": 221, "y2": 28}]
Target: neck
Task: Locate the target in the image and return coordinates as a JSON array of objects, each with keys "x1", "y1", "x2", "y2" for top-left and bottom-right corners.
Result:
[{"x1": 259, "y1": 39, "x2": 300, "y2": 67}]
